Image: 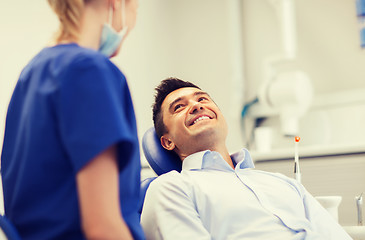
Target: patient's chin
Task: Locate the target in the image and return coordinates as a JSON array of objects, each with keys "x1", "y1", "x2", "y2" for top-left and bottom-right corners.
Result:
[{"x1": 193, "y1": 126, "x2": 222, "y2": 141}]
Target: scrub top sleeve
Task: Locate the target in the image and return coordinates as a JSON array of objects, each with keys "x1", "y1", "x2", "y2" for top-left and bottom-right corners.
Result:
[{"x1": 57, "y1": 56, "x2": 135, "y2": 173}]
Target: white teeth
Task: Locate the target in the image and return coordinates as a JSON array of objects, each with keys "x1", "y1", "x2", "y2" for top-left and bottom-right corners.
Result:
[{"x1": 193, "y1": 116, "x2": 210, "y2": 125}]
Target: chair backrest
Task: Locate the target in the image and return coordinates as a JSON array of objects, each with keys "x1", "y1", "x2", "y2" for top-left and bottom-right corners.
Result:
[
  {"x1": 137, "y1": 176, "x2": 156, "y2": 219},
  {"x1": 0, "y1": 214, "x2": 21, "y2": 240},
  {"x1": 141, "y1": 127, "x2": 182, "y2": 176}
]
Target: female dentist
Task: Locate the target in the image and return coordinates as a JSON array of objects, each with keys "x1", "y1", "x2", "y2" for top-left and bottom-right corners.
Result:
[{"x1": 1, "y1": 0, "x2": 144, "y2": 239}]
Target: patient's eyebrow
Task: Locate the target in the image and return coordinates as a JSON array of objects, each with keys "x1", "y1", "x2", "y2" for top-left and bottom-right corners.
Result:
[{"x1": 168, "y1": 97, "x2": 184, "y2": 112}]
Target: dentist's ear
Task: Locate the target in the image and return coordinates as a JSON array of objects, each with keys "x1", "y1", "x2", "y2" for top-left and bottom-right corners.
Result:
[{"x1": 160, "y1": 136, "x2": 175, "y2": 151}]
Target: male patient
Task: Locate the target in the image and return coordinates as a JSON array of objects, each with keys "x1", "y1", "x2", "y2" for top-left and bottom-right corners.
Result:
[{"x1": 140, "y1": 78, "x2": 352, "y2": 240}]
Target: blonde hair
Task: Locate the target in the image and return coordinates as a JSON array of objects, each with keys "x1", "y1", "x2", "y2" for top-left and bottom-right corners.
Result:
[{"x1": 47, "y1": 0, "x2": 85, "y2": 43}]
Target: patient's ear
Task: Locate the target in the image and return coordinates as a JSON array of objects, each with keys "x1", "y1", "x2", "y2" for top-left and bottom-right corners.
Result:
[{"x1": 160, "y1": 135, "x2": 175, "y2": 151}]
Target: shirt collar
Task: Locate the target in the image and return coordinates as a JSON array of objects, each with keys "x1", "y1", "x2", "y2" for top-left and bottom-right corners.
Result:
[{"x1": 182, "y1": 148, "x2": 255, "y2": 172}]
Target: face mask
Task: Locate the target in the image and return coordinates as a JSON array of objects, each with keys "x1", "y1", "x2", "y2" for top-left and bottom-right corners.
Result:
[{"x1": 99, "y1": 0, "x2": 128, "y2": 57}]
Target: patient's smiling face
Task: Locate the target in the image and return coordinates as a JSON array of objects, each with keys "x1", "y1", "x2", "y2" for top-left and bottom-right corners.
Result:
[{"x1": 160, "y1": 87, "x2": 228, "y2": 158}]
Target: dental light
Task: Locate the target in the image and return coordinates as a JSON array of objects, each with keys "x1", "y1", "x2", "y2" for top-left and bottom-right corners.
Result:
[{"x1": 257, "y1": 70, "x2": 313, "y2": 136}]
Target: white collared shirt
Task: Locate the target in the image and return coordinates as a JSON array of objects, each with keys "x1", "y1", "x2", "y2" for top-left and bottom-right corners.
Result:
[{"x1": 141, "y1": 149, "x2": 351, "y2": 240}]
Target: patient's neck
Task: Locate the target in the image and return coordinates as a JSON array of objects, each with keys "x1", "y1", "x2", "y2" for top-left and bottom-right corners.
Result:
[
  {"x1": 214, "y1": 145, "x2": 234, "y2": 169},
  {"x1": 180, "y1": 143, "x2": 234, "y2": 169}
]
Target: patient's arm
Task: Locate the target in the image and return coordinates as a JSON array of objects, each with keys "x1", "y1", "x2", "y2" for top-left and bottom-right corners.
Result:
[{"x1": 140, "y1": 171, "x2": 211, "y2": 240}]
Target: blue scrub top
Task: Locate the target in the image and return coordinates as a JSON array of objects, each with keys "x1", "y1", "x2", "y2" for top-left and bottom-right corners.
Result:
[{"x1": 1, "y1": 44, "x2": 145, "y2": 240}]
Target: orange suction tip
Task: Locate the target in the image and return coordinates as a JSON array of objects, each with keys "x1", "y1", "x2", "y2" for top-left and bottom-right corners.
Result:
[{"x1": 295, "y1": 136, "x2": 300, "y2": 142}]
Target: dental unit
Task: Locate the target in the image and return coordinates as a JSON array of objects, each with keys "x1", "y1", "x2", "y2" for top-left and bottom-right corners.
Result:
[{"x1": 294, "y1": 136, "x2": 301, "y2": 183}]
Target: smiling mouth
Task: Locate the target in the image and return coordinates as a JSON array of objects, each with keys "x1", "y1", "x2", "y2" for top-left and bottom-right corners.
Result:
[{"x1": 191, "y1": 116, "x2": 211, "y2": 126}]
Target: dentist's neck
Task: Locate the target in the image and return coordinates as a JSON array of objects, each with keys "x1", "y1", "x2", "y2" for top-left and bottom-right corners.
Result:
[{"x1": 78, "y1": 0, "x2": 109, "y2": 49}]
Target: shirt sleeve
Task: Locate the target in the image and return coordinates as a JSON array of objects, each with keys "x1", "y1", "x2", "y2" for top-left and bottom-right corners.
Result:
[
  {"x1": 299, "y1": 184, "x2": 353, "y2": 239},
  {"x1": 57, "y1": 54, "x2": 136, "y2": 173},
  {"x1": 140, "y1": 171, "x2": 211, "y2": 240}
]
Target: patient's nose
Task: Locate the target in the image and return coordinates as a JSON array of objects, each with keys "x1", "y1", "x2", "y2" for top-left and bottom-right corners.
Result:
[{"x1": 190, "y1": 102, "x2": 204, "y2": 114}]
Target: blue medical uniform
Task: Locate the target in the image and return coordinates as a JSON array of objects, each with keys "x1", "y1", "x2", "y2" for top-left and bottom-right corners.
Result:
[{"x1": 1, "y1": 43, "x2": 145, "y2": 240}]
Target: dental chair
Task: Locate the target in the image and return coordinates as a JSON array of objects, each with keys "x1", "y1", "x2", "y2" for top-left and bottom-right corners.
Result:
[
  {"x1": 141, "y1": 127, "x2": 181, "y2": 175},
  {"x1": 138, "y1": 127, "x2": 182, "y2": 217}
]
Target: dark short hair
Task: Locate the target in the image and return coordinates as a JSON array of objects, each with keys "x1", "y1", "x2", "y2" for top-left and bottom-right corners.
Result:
[{"x1": 152, "y1": 77, "x2": 201, "y2": 139}]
